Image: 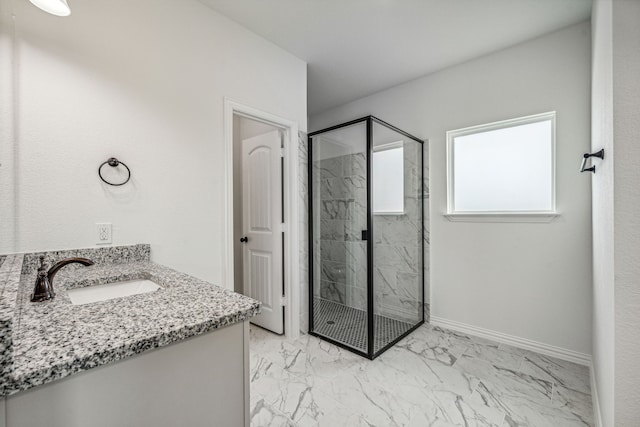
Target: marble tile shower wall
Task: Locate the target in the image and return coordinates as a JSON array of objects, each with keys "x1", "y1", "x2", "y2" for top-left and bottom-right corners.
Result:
[
  {"x1": 316, "y1": 152, "x2": 368, "y2": 311},
  {"x1": 373, "y1": 141, "x2": 426, "y2": 323}
]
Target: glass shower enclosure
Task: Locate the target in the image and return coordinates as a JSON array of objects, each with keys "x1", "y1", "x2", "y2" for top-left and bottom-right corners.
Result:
[{"x1": 308, "y1": 116, "x2": 424, "y2": 359}]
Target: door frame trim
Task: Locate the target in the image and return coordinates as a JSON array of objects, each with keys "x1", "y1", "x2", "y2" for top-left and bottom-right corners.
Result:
[{"x1": 223, "y1": 98, "x2": 300, "y2": 339}]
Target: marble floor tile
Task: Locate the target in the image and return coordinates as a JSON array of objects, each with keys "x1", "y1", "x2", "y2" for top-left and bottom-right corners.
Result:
[
  {"x1": 453, "y1": 355, "x2": 554, "y2": 406},
  {"x1": 394, "y1": 324, "x2": 468, "y2": 366},
  {"x1": 409, "y1": 389, "x2": 506, "y2": 427},
  {"x1": 552, "y1": 383, "x2": 593, "y2": 425},
  {"x1": 304, "y1": 404, "x2": 376, "y2": 427},
  {"x1": 312, "y1": 360, "x2": 448, "y2": 425},
  {"x1": 251, "y1": 355, "x2": 305, "y2": 403},
  {"x1": 519, "y1": 353, "x2": 591, "y2": 395},
  {"x1": 251, "y1": 398, "x2": 297, "y2": 427},
  {"x1": 473, "y1": 382, "x2": 592, "y2": 427},
  {"x1": 266, "y1": 375, "x2": 334, "y2": 423},
  {"x1": 497, "y1": 394, "x2": 593, "y2": 427},
  {"x1": 377, "y1": 346, "x2": 481, "y2": 398},
  {"x1": 249, "y1": 324, "x2": 594, "y2": 427},
  {"x1": 459, "y1": 342, "x2": 525, "y2": 371},
  {"x1": 280, "y1": 335, "x2": 363, "y2": 380}
]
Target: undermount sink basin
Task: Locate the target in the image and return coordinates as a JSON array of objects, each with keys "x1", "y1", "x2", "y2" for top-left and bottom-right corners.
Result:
[{"x1": 67, "y1": 279, "x2": 161, "y2": 305}]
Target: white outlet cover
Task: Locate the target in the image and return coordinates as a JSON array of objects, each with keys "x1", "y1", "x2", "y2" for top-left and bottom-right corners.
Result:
[{"x1": 96, "y1": 223, "x2": 112, "y2": 245}]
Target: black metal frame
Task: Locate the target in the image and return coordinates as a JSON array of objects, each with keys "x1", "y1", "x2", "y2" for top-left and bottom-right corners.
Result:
[{"x1": 308, "y1": 116, "x2": 425, "y2": 360}]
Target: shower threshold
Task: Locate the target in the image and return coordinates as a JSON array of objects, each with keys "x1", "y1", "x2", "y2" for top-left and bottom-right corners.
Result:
[{"x1": 312, "y1": 298, "x2": 415, "y2": 354}]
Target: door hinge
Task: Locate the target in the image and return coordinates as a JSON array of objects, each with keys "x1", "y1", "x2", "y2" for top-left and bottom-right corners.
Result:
[
  {"x1": 280, "y1": 296, "x2": 287, "y2": 306},
  {"x1": 280, "y1": 147, "x2": 286, "y2": 157},
  {"x1": 280, "y1": 223, "x2": 286, "y2": 232}
]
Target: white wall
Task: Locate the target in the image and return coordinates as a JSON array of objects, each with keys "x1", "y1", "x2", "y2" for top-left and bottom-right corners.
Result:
[
  {"x1": 592, "y1": 0, "x2": 640, "y2": 425},
  {"x1": 0, "y1": 1, "x2": 16, "y2": 253},
  {"x1": 612, "y1": 0, "x2": 640, "y2": 422},
  {"x1": 591, "y1": 1, "x2": 614, "y2": 424},
  {"x1": 0, "y1": 0, "x2": 306, "y2": 286},
  {"x1": 311, "y1": 23, "x2": 592, "y2": 355}
]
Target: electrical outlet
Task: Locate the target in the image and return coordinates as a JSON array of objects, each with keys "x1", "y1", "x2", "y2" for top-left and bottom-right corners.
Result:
[{"x1": 96, "y1": 223, "x2": 112, "y2": 245}]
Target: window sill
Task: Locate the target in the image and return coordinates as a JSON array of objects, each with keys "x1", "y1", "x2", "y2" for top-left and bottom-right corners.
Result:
[{"x1": 444, "y1": 212, "x2": 559, "y2": 223}]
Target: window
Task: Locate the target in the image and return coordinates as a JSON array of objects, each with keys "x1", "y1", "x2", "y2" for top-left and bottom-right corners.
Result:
[
  {"x1": 373, "y1": 142, "x2": 404, "y2": 214},
  {"x1": 446, "y1": 112, "x2": 556, "y2": 221}
]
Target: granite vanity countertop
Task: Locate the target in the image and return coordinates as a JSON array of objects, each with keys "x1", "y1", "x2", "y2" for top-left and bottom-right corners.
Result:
[{"x1": 5, "y1": 260, "x2": 261, "y2": 395}]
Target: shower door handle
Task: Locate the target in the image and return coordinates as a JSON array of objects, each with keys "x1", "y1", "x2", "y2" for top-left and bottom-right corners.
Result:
[{"x1": 361, "y1": 230, "x2": 369, "y2": 241}]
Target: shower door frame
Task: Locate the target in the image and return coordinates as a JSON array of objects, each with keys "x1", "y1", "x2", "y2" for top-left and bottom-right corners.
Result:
[{"x1": 308, "y1": 115, "x2": 425, "y2": 360}]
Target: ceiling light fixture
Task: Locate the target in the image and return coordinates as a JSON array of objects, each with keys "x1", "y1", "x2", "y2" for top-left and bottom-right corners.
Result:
[{"x1": 28, "y1": 0, "x2": 71, "y2": 16}]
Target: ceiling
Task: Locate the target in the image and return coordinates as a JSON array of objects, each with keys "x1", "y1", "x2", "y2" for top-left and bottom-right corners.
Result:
[{"x1": 199, "y1": 0, "x2": 592, "y2": 115}]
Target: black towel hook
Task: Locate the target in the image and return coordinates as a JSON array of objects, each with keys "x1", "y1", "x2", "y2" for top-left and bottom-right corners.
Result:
[
  {"x1": 98, "y1": 157, "x2": 131, "y2": 186},
  {"x1": 580, "y1": 149, "x2": 604, "y2": 173}
]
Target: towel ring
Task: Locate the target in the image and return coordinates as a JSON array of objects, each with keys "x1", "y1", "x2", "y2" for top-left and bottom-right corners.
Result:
[{"x1": 98, "y1": 157, "x2": 131, "y2": 186}]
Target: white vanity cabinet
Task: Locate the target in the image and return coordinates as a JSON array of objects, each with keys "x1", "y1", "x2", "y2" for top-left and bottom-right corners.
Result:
[{"x1": 0, "y1": 321, "x2": 250, "y2": 427}]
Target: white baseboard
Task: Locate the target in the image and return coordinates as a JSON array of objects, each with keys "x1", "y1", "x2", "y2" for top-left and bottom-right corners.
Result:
[
  {"x1": 590, "y1": 367, "x2": 603, "y2": 427},
  {"x1": 430, "y1": 316, "x2": 591, "y2": 366}
]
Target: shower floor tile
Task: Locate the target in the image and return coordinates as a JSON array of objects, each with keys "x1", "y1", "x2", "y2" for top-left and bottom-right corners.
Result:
[
  {"x1": 249, "y1": 324, "x2": 594, "y2": 427},
  {"x1": 311, "y1": 298, "x2": 416, "y2": 353}
]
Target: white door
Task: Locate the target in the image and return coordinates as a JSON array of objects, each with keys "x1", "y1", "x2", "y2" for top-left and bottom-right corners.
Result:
[{"x1": 241, "y1": 130, "x2": 284, "y2": 334}]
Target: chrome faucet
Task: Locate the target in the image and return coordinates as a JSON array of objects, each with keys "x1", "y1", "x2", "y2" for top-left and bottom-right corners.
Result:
[{"x1": 31, "y1": 256, "x2": 94, "y2": 302}]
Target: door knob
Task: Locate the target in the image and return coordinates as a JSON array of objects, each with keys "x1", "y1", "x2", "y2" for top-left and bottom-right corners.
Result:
[{"x1": 240, "y1": 237, "x2": 248, "y2": 243}]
